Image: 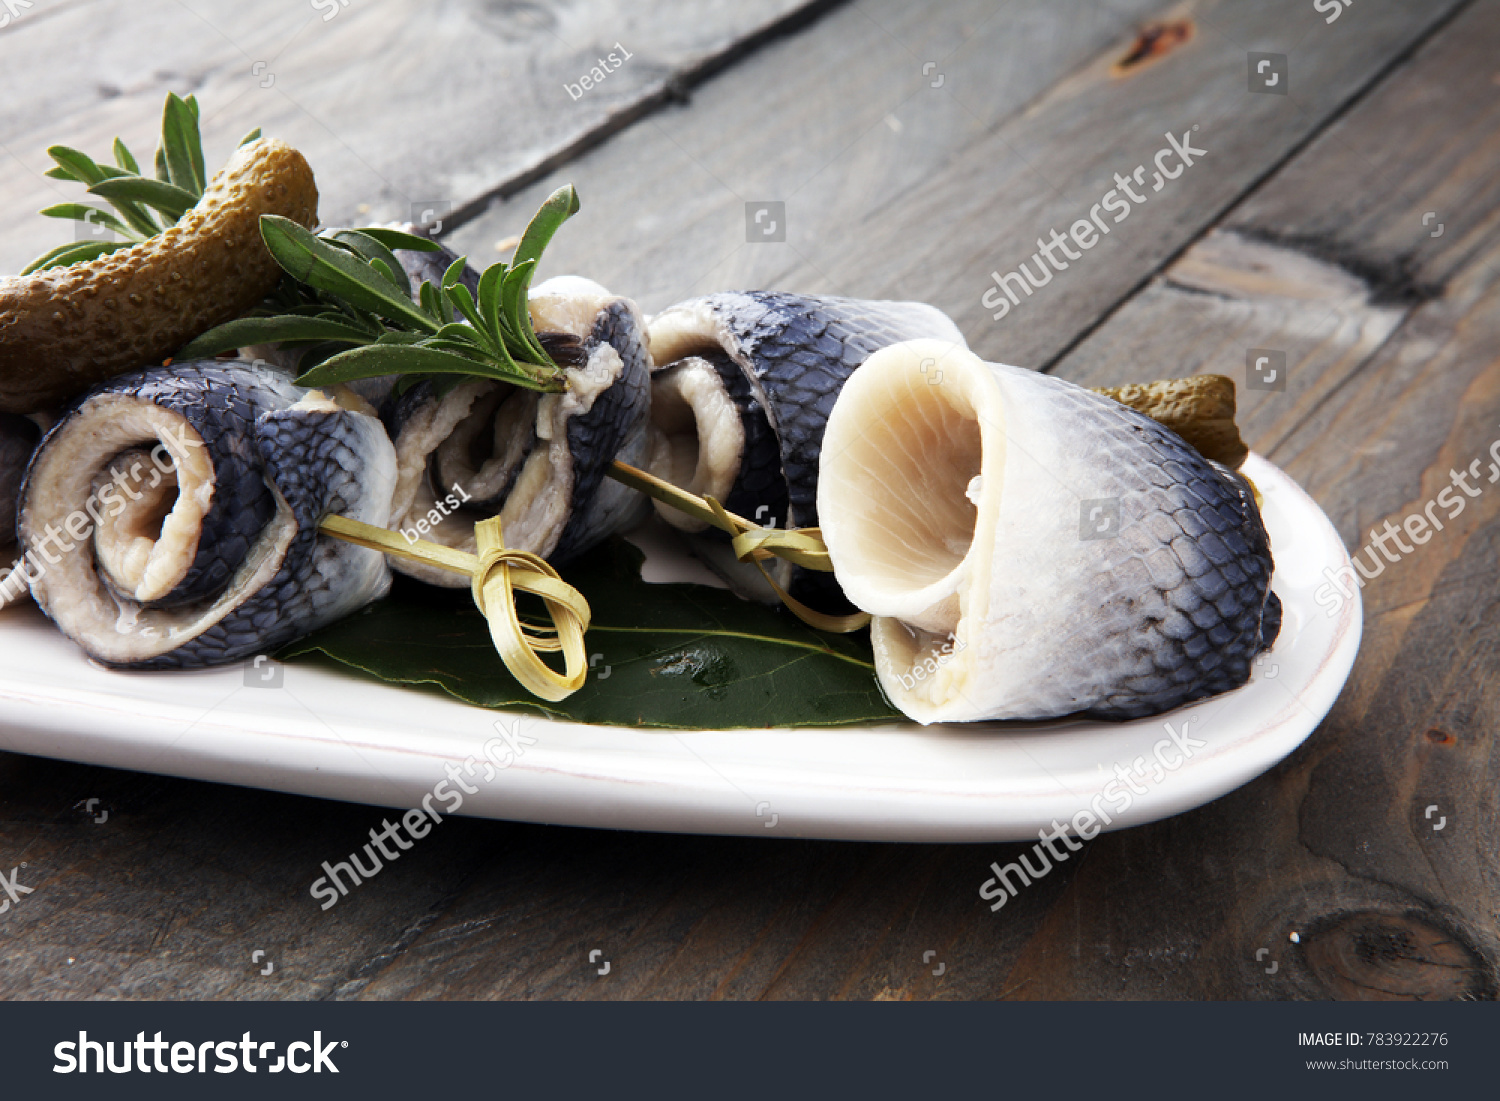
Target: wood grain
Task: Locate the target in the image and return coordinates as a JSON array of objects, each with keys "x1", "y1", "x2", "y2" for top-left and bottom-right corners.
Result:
[
  {"x1": 449, "y1": 0, "x2": 1174, "y2": 305},
  {"x1": 1010, "y1": 0, "x2": 1500, "y2": 1000},
  {"x1": 0, "y1": 0, "x2": 818, "y2": 275},
  {"x1": 450, "y1": 0, "x2": 1468, "y2": 370},
  {"x1": 0, "y1": 0, "x2": 1493, "y2": 1001}
]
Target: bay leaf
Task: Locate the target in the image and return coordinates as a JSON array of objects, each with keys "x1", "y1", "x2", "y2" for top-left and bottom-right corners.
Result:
[{"x1": 279, "y1": 539, "x2": 901, "y2": 729}]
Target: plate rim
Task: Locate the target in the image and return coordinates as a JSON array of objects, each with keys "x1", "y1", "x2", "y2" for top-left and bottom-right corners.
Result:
[{"x1": 0, "y1": 452, "x2": 1361, "y2": 843}]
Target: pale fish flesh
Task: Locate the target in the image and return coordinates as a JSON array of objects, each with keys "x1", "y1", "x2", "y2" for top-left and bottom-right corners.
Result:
[
  {"x1": 15, "y1": 360, "x2": 395, "y2": 668},
  {"x1": 377, "y1": 272, "x2": 652, "y2": 587},
  {"x1": 645, "y1": 292, "x2": 965, "y2": 605},
  {"x1": 817, "y1": 340, "x2": 1280, "y2": 723}
]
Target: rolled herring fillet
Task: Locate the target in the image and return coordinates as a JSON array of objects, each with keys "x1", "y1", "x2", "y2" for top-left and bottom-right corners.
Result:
[
  {"x1": 16, "y1": 360, "x2": 395, "y2": 669},
  {"x1": 817, "y1": 339, "x2": 1280, "y2": 723}
]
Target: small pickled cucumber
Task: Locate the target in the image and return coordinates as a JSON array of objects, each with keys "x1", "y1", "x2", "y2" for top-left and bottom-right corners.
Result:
[{"x1": 0, "y1": 138, "x2": 318, "y2": 413}]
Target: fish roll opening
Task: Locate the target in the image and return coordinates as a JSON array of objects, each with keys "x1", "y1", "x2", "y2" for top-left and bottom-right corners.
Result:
[
  {"x1": 91, "y1": 446, "x2": 201, "y2": 603},
  {"x1": 431, "y1": 384, "x2": 539, "y2": 507},
  {"x1": 817, "y1": 341, "x2": 986, "y2": 631},
  {"x1": 645, "y1": 357, "x2": 745, "y2": 533}
]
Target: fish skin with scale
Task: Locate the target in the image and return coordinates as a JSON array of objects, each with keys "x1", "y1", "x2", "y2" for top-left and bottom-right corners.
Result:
[
  {"x1": 549, "y1": 298, "x2": 652, "y2": 563},
  {"x1": 78, "y1": 364, "x2": 295, "y2": 607},
  {"x1": 157, "y1": 400, "x2": 391, "y2": 669},
  {"x1": 647, "y1": 292, "x2": 965, "y2": 609},
  {"x1": 820, "y1": 342, "x2": 1281, "y2": 723},
  {"x1": 18, "y1": 360, "x2": 394, "y2": 669},
  {"x1": 1054, "y1": 392, "x2": 1282, "y2": 719},
  {"x1": 682, "y1": 292, "x2": 965, "y2": 529},
  {"x1": 699, "y1": 347, "x2": 788, "y2": 529}
]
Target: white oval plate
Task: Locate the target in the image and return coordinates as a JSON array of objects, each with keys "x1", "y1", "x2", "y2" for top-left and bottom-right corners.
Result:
[{"x1": 0, "y1": 453, "x2": 1358, "y2": 842}]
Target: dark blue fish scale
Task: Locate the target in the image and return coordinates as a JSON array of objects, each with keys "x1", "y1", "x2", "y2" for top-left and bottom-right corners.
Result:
[
  {"x1": 380, "y1": 375, "x2": 434, "y2": 443},
  {"x1": 1043, "y1": 387, "x2": 1279, "y2": 720},
  {"x1": 58, "y1": 362, "x2": 292, "y2": 608},
  {"x1": 699, "y1": 348, "x2": 788, "y2": 530},
  {"x1": 550, "y1": 299, "x2": 652, "y2": 564},
  {"x1": 676, "y1": 292, "x2": 959, "y2": 610},
  {"x1": 692, "y1": 292, "x2": 962, "y2": 529},
  {"x1": 0, "y1": 413, "x2": 39, "y2": 545},
  {"x1": 134, "y1": 404, "x2": 383, "y2": 670},
  {"x1": 394, "y1": 239, "x2": 481, "y2": 310}
]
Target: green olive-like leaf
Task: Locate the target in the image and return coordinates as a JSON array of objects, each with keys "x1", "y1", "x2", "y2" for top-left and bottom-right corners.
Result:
[
  {"x1": 45, "y1": 149, "x2": 161, "y2": 238},
  {"x1": 46, "y1": 146, "x2": 108, "y2": 186},
  {"x1": 501, "y1": 259, "x2": 546, "y2": 363},
  {"x1": 19, "y1": 238, "x2": 132, "y2": 276},
  {"x1": 37, "y1": 204, "x2": 139, "y2": 240},
  {"x1": 477, "y1": 262, "x2": 506, "y2": 341},
  {"x1": 112, "y1": 137, "x2": 141, "y2": 175},
  {"x1": 259, "y1": 215, "x2": 439, "y2": 334},
  {"x1": 295, "y1": 343, "x2": 530, "y2": 388},
  {"x1": 445, "y1": 282, "x2": 495, "y2": 353},
  {"x1": 326, "y1": 229, "x2": 412, "y2": 298},
  {"x1": 160, "y1": 92, "x2": 205, "y2": 197},
  {"x1": 178, "y1": 315, "x2": 378, "y2": 360},
  {"x1": 354, "y1": 226, "x2": 440, "y2": 253},
  {"x1": 281, "y1": 538, "x2": 899, "y2": 729},
  {"x1": 88, "y1": 176, "x2": 197, "y2": 222},
  {"x1": 511, "y1": 183, "x2": 579, "y2": 273}
]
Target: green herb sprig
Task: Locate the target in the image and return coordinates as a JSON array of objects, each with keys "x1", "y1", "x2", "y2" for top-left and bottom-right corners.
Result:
[
  {"x1": 179, "y1": 185, "x2": 581, "y2": 394},
  {"x1": 23, "y1": 92, "x2": 261, "y2": 275}
]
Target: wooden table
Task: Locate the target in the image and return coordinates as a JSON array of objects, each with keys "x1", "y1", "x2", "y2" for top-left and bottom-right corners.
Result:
[{"x1": 1, "y1": 0, "x2": 1496, "y2": 1001}]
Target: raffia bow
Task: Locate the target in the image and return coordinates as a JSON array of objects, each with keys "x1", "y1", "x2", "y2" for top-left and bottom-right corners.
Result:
[
  {"x1": 605, "y1": 462, "x2": 870, "y2": 634},
  {"x1": 316, "y1": 460, "x2": 861, "y2": 701},
  {"x1": 312, "y1": 374, "x2": 1249, "y2": 703},
  {"x1": 318, "y1": 514, "x2": 590, "y2": 701}
]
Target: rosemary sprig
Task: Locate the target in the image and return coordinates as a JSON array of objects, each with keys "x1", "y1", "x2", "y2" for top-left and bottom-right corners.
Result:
[
  {"x1": 179, "y1": 185, "x2": 582, "y2": 395},
  {"x1": 23, "y1": 92, "x2": 259, "y2": 275}
]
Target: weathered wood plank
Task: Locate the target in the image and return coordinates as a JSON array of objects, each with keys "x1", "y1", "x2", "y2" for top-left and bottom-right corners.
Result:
[
  {"x1": 0, "y1": 0, "x2": 1488, "y2": 1003},
  {"x1": 451, "y1": 0, "x2": 1467, "y2": 372},
  {"x1": 1005, "y1": 0, "x2": 1500, "y2": 1000},
  {"x1": 0, "y1": 749, "x2": 511, "y2": 999},
  {"x1": 348, "y1": 829, "x2": 1075, "y2": 1001},
  {"x1": 449, "y1": 0, "x2": 1172, "y2": 301},
  {"x1": 364, "y1": 1, "x2": 1481, "y2": 1001},
  {"x1": 0, "y1": 0, "x2": 818, "y2": 275}
]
